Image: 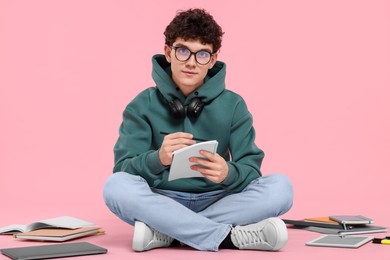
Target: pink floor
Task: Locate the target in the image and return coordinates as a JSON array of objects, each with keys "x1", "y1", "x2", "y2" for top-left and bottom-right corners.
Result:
[
  {"x1": 1, "y1": 206, "x2": 389, "y2": 260},
  {"x1": 1, "y1": 1, "x2": 389, "y2": 259}
]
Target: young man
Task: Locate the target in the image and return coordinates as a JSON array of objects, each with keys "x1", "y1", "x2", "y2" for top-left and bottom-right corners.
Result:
[{"x1": 103, "y1": 8, "x2": 293, "y2": 252}]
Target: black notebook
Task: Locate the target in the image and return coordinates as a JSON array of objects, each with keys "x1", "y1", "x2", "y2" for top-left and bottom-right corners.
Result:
[{"x1": 0, "y1": 242, "x2": 107, "y2": 260}]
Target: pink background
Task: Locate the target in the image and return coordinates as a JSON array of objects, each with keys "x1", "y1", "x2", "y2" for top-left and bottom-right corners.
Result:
[{"x1": 1, "y1": 0, "x2": 389, "y2": 259}]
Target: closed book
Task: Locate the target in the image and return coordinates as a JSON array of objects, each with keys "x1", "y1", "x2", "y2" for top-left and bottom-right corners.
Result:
[
  {"x1": 283, "y1": 219, "x2": 346, "y2": 229},
  {"x1": 0, "y1": 242, "x2": 107, "y2": 260},
  {"x1": 304, "y1": 216, "x2": 339, "y2": 225},
  {"x1": 14, "y1": 227, "x2": 102, "y2": 242},
  {"x1": 302, "y1": 225, "x2": 387, "y2": 236},
  {"x1": 329, "y1": 215, "x2": 374, "y2": 225},
  {"x1": 284, "y1": 218, "x2": 387, "y2": 235}
]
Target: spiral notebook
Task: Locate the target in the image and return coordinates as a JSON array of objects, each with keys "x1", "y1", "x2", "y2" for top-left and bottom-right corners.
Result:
[{"x1": 168, "y1": 140, "x2": 218, "y2": 181}]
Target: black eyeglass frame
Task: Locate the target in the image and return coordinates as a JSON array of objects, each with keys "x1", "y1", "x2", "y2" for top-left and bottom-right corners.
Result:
[{"x1": 171, "y1": 46, "x2": 216, "y2": 65}]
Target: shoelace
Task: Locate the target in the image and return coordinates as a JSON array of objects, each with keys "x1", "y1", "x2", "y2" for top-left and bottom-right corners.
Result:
[
  {"x1": 153, "y1": 229, "x2": 172, "y2": 243},
  {"x1": 235, "y1": 227, "x2": 266, "y2": 247}
]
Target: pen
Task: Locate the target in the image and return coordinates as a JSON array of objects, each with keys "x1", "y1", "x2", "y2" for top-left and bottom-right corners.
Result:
[
  {"x1": 97, "y1": 229, "x2": 106, "y2": 235},
  {"x1": 373, "y1": 237, "x2": 390, "y2": 244},
  {"x1": 160, "y1": 131, "x2": 208, "y2": 142}
]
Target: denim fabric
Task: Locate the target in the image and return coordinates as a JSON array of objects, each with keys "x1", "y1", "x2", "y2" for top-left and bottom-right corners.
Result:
[{"x1": 103, "y1": 172, "x2": 293, "y2": 251}]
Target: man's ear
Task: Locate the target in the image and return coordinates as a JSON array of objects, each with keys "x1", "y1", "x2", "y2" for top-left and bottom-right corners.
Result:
[
  {"x1": 164, "y1": 45, "x2": 172, "y2": 63},
  {"x1": 209, "y1": 53, "x2": 218, "y2": 69}
]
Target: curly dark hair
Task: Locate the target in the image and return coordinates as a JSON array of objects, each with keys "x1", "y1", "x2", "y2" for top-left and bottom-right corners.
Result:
[{"x1": 164, "y1": 9, "x2": 224, "y2": 53}]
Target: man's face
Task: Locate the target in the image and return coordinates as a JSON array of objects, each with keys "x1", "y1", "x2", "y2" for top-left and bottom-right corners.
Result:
[{"x1": 164, "y1": 38, "x2": 218, "y2": 97}]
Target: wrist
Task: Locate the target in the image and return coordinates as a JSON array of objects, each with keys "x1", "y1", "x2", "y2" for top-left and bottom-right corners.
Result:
[{"x1": 158, "y1": 149, "x2": 170, "y2": 167}]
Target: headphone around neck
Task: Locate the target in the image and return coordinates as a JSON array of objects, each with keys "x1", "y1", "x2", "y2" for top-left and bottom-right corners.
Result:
[{"x1": 168, "y1": 97, "x2": 205, "y2": 119}]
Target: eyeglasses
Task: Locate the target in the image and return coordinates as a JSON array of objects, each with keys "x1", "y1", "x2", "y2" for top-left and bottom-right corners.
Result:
[{"x1": 171, "y1": 46, "x2": 214, "y2": 65}]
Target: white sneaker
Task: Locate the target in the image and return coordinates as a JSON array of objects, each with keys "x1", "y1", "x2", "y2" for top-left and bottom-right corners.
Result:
[
  {"x1": 230, "y1": 217, "x2": 288, "y2": 251},
  {"x1": 132, "y1": 221, "x2": 174, "y2": 252}
]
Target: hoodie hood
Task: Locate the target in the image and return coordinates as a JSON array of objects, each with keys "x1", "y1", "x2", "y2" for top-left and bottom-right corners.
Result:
[{"x1": 151, "y1": 54, "x2": 226, "y2": 105}]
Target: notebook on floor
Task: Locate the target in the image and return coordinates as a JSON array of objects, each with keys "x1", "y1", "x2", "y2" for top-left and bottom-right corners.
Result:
[{"x1": 0, "y1": 242, "x2": 107, "y2": 260}]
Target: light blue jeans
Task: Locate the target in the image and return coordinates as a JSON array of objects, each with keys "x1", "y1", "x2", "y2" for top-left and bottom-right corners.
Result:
[{"x1": 103, "y1": 172, "x2": 293, "y2": 251}]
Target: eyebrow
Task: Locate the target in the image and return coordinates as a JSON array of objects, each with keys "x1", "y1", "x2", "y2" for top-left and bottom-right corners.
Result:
[{"x1": 173, "y1": 43, "x2": 213, "y2": 53}]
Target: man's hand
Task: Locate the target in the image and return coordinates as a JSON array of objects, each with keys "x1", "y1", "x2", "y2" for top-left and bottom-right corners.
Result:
[
  {"x1": 159, "y1": 132, "x2": 196, "y2": 166},
  {"x1": 189, "y1": 150, "x2": 229, "y2": 183}
]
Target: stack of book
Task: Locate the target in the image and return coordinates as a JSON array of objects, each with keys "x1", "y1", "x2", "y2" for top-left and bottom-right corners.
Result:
[
  {"x1": 283, "y1": 215, "x2": 387, "y2": 235},
  {"x1": 0, "y1": 216, "x2": 104, "y2": 242}
]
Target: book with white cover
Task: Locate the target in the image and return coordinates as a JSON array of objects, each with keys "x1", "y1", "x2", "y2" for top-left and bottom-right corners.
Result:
[
  {"x1": 0, "y1": 216, "x2": 95, "y2": 235},
  {"x1": 168, "y1": 140, "x2": 218, "y2": 181}
]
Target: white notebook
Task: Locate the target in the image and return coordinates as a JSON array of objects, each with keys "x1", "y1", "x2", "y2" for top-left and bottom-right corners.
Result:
[{"x1": 168, "y1": 140, "x2": 218, "y2": 181}]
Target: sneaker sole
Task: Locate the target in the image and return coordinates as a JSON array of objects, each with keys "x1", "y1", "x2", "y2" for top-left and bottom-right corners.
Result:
[
  {"x1": 132, "y1": 221, "x2": 148, "y2": 252},
  {"x1": 267, "y1": 217, "x2": 288, "y2": 251}
]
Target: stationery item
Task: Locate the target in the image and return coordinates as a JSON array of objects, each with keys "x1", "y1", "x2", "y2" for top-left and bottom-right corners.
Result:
[
  {"x1": 373, "y1": 237, "x2": 390, "y2": 244},
  {"x1": 168, "y1": 140, "x2": 218, "y2": 181},
  {"x1": 283, "y1": 219, "x2": 387, "y2": 235},
  {"x1": 0, "y1": 216, "x2": 95, "y2": 235},
  {"x1": 329, "y1": 215, "x2": 373, "y2": 229},
  {"x1": 306, "y1": 235, "x2": 374, "y2": 248},
  {"x1": 0, "y1": 242, "x2": 107, "y2": 260},
  {"x1": 304, "y1": 225, "x2": 388, "y2": 236},
  {"x1": 283, "y1": 219, "x2": 347, "y2": 229},
  {"x1": 13, "y1": 227, "x2": 103, "y2": 242},
  {"x1": 303, "y1": 216, "x2": 339, "y2": 225},
  {"x1": 160, "y1": 131, "x2": 208, "y2": 142}
]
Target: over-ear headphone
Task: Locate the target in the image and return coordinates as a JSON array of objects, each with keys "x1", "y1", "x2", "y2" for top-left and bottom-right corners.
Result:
[{"x1": 168, "y1": 98, "x2": 205, "y2": 119}]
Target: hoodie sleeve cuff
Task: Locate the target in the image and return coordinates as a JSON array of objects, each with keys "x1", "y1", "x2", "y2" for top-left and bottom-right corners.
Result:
[
  {"x1": 147, "y1": 150, "x2": 168, "y2": 174},
  {"x1": 221, "y1": 164, "x2": 237, "y2": 187}
]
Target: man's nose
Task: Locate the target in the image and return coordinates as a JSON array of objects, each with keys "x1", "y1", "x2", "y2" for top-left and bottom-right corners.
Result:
[{"x1": 186, "y1": 53, "x2": 197, "y2": 66}]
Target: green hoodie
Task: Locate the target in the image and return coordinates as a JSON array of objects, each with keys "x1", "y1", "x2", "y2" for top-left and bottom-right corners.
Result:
[{"x1": 113, "y1": 54, "x2": 264, "y2": 193}]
